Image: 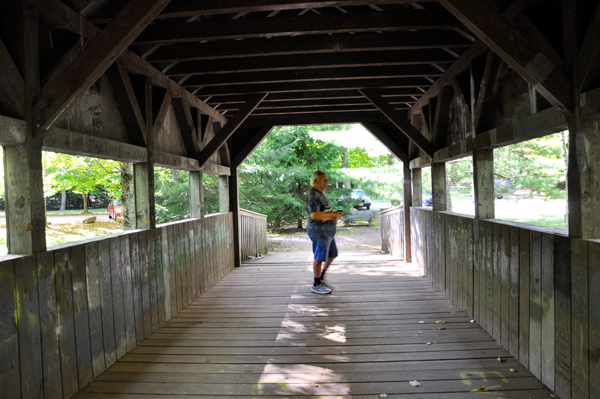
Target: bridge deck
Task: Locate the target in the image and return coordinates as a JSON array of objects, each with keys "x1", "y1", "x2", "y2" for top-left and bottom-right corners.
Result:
[{"x1": 75, "y1": 251, "x2": 552, "y2": 398}]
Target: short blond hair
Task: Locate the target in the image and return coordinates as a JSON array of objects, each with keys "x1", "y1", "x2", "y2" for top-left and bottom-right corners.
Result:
[{"x1": 310, "y1": 170, "x2": 326, "y2": 186}]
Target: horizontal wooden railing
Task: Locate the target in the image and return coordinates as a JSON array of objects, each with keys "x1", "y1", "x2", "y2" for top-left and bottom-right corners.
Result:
[
  {"x1": 380, "y1": 205, "x2": 405, "y2": 259},
  {"x1": 239, "y1": 208, "x2": 268, "y2": 262},
  {"x1": 410, "y1": 207, "x2": 599, "y2": 398},
  {"x1": 0, "y1": 213, "x2": 234, "y2": 399}
]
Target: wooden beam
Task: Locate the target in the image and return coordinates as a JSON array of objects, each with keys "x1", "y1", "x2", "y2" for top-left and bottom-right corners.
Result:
[
  {"x1": 201, "y1": 162, "x2": 231, "y2": 176},
  {"x1": 0, "y1": 115, "x2": 27, "y2": 145},
  {"x1": 91, "y1": 0, "x2": 437, "y2": 22},
  {"x1": 32, "y1": 0, "x2": 172, "y2": 138},
  {"x1": 198, "y1": 93, "x2": 267, "y2": 167},
  {"x1": 183, "y1": 65, "x2": 443, "y2": 88},
  {"x1": 28, "y1": 0, "x2": 226, "y2": 125},
  {"x1": 580, "y1": 86, "x2": 600, "y2": 120},
  {"x1": 431, "y1": 85, "x2": 454, "y2": 151},
  {"x1": 230, "y1": 126, "x2": 274, "y2": 168},
  {"x1": 360, "y1": 89, "x2": 433, "y2": 156},
  {"x1": 134, "y1": 10, "x2": 461, "y2": 45},
  {"x1": 40, "y1": 33, "x2": 84, "y2": 91},
  {"x1": 167, "y1": 50, "x2": 455, "y2": 77},
  {"x1": 206, "y1": 89, "x2": 423, "y2": 105},
  {"x1": 150, "y1": 89, "x2": 172, "y2": 140},
  {"x1": 0, "y1": 36, "x2": 25, "y2": 117},
  {"x1": 409, "y1": 0, "x2": 551, "y2": 118},
  {"x1": 194, "y1": 77, "x2": 430, "y2": 97},
  {"x1": 105, "y1": 60, "x2": 147, "y2": 146},
  {"x1": 148, "y1": 30, "x2": 471, "y2": 64},
  {"x1": 473, "y1": 50, "x2": 496, "y2": 131},
  {"x1": 576, "y1": 1, "x2": 600, "y2": 92},
  {"x1": 172, "y1": 98, "x2": 200, "y2": 159},
  {"x1": 440, "y1": 0, "x2": 573, "y2": 114},
  {"x1": 242, "y1": 112, "x2": 389, "y2": 127},
  {"x1": 361, "y1": 122, "x2": 409, "y2": 164}
]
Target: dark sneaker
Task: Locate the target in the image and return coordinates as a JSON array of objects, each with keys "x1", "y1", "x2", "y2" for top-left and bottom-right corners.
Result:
[{"x1": 311, "y1": 284, "x2": 332, "y2": 294}]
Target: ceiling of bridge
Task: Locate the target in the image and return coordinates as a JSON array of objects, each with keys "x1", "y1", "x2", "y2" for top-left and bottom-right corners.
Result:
[{"x1": 79, "y1": 0, "x2": 476, "y2": 123}]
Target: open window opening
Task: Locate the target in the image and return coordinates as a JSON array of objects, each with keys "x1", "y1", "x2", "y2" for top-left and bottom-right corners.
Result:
[
  {"x1": 154, "y1": 166, "x2": 190, "y2": 224},
  {"x1": 446, "y1": 157, "x2": 475, "y2": 216},
  {"x1": 239, "y1": 124, "x2": 401, "y2": 233},
  {"x1": 421, "y1": 167, "x2": 432, "y2": 207},
  {"x1": 40, "y1": 152, "x2": 125, "y2": 249},
  {"x1": 493, "y1": 131, "x2": 568, "y2": 230},
  {"x1": 202, "y1": 173, "x2": 220, "y2": 215}
]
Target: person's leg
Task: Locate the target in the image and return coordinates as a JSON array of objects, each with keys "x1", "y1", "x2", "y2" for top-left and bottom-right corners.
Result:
[
  {"x1": 310, "y1": 236, "x2": 332, "y2": 294},
  {"x1": 321, "y1": 238, "x2": 338, "y2": 280}
]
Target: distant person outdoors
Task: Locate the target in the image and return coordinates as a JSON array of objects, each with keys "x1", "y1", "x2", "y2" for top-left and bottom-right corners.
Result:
[{"x1": 305, "y1": 170, "x2": 343, "y2": 294}]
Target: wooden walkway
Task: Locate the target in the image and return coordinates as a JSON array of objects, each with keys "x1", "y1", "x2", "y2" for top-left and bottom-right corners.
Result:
[{"x1": 75, "y1": 252, "x2": 553, "y2": 398}]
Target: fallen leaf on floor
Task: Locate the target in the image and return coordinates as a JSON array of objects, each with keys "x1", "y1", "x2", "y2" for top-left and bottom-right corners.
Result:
[
  {"x1": 419, "y1": 321, "x2": 425, "y2": 324},
  {"x1": 550, "y1": 395, "x2": 559, "y2": 398},
  {"x1": 413, "y1": 335, "x2": 419, "y2": 337},
  {"x1": 418, "y1": 331, "x2": 423, "y2": 334},
  {"x1": 510, "y1": 368, "x2": 517, "y2": 372},
  {"x1": 409, "y1": 380, "x2": 420, "y2": 387},
  {"x1": 452, "y1": 310, "x2": 457, "y2": 313},
  {"x1": 437, "y1": 327, "x2": 445, "y2": 330},
  {"x1": 470, "y1": 320, "x2": 475, "y2": 323},
  {"x1": 497, "y1": 357, "x2": 504, "y2": 362},
  {"x1": 426, "y1": 342, "x2": 433, "y2": 345},
  {"x1": 473, "y1": 386, "x2": 489, "y2": 392},
  {"x1": 380, "y1": 394, "x2": 388, "y2": 398},
  {"x1": 436, "y1": 320, "x2": 446, "y2": 324},
  {"x1": 258, "y1": 268, "x2": 262, "y2": 270}
]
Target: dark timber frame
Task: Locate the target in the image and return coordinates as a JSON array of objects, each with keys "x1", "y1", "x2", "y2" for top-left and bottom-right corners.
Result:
[{"x1": 1, "y1": 1, "x2": 600, "y2": 398}]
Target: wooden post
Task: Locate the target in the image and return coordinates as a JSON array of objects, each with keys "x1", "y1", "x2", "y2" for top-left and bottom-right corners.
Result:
[
  {"x1": 189, "y1": 171, "x2": 204, "y2": 218},
  {"x1": 473, "y1": 149, "x2": 495, "y2": 219},
  {"x1": 403, "y1": 164, "x2": 412, "y2": 262},
  {"x1": 412, "y1": 168, "x2": 423, "y2": 207},
  {"x1": 228, "y1": 168, "x2": 242, "y2": 267},
  {"x1": 219, "y1": 175, "x2": 229, "y2": 213},
  {"x1": 4, "y1": 3, "x2": 46, "y2": 254},
  {"x1": 567, "y1": 117, "x2": 600, "y2": 239},
  {"x1": 432, "y1": 162, "x2": 448, "y2": 212},
  {"x1": 134, "y1": 163, "x2": 152, "y2": 229}
]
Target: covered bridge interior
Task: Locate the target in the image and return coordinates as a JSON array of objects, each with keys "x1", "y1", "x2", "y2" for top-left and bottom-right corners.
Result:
[{"x1": 0, "y1": 0, "x2": 599, "y2": 398}]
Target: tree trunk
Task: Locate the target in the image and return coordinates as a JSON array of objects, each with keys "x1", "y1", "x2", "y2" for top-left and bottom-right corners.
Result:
[
  {"x1": 83, "y1": 192, "x2": 89, "y2": 213},
  {"x1": 59, "y1": 190, "x2": 67, "y2": 211},
  {"x1": 120, "y1": 162, "x2": 135, "y2": 230},
  {"x1": 342, "y1": 146, "x2": 351, "y2": 188},
  {"x1": 560, "y1": 130, "x2": 569, "y2": 229}
]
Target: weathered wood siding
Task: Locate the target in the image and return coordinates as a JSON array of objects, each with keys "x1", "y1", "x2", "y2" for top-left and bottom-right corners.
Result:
[
  {"x1": 410, "y1": 207, "x2": 600, "y2": 399},
  {"x1": 239, "y1": 208, "x2": 268, "y2": 262},
  {"x1": 380, "y1": 205, "x2": 405, "y2": 259},
  {"x1": 0, "y1": 213, "x2": 234, "y2": 399}
]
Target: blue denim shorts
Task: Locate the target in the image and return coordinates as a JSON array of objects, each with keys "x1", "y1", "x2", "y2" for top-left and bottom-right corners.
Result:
[{"x1": 309, "y1": 234, "x2": 338, "y2": 262}]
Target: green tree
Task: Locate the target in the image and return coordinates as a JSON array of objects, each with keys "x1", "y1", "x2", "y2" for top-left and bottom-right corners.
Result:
[
  {"x1": 154, "y1": 167, "x2": 190, "y2": 224},
  {"x1": 43, "y1": 152, "x2": 121, "y2": 213}
]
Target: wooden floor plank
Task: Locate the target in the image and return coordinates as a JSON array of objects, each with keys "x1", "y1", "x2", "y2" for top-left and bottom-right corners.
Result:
[{"x1": 73, "y1": 252, "x2": 552, "y2": 399}]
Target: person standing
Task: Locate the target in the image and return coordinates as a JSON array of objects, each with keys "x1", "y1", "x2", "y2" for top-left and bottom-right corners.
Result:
[{"x1": 305, "y1": 170, "x2": 343, "y2": 294}]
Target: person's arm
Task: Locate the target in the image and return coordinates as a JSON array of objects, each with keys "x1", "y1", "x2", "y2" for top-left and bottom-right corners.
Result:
[{"x1": 310, "y1": 210, "x2": 343, "y2": 220}]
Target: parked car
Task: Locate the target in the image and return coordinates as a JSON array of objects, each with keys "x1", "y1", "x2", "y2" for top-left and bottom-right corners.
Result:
[
  {"x1": 351, "y1": 189, "x2": 371, "y2": 210},
  {"x1": 107, "y1": 199, "x2": 123, "y2": 219},
  {"x1": 422, "y1": 192, "x2": 433, "y2": 206}
]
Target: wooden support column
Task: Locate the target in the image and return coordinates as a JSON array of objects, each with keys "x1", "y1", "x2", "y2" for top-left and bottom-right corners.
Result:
[
  {"x1": 412, "y1": 168, "x2": 423, "y2": 207},
  {"x1": 219, "y1": 175, "x2": 229, "y2": 213},
  {"x1": 134, "y1": 163, "x2": 152, "y2": 229},
  {"x1": 403, "y1": 164, "x2": 412, "y2": 262},
  {"x1": 229, "y1": 167, "x2": 242, "y2": 267},
  {"x1": 473, "y1": 149, "x2": 495, "y2": 219},
  {"x1": 567, "y1": 117, "x2": 600, "y2": 239},
  {"x1": 432, "y1": 162, "x2": 448, "y2": 212},
  {"x1": 189, "y1": 171, "x2": 204, "y2": 218},
  {"x1": 4, "y1": 3, "x2": 46, "y2": 254}
]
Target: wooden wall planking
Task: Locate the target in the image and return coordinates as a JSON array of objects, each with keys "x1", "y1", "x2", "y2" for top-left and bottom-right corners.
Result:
[
  {"x1": 379, "y1": 206, "x2": 404, "y2": 260},
  {"x1": 405, "y1": 208, "x2": 598, "y2": 399},
  {"x1": 0, "y1": 213, "x2": 236, "y2": 399}
]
